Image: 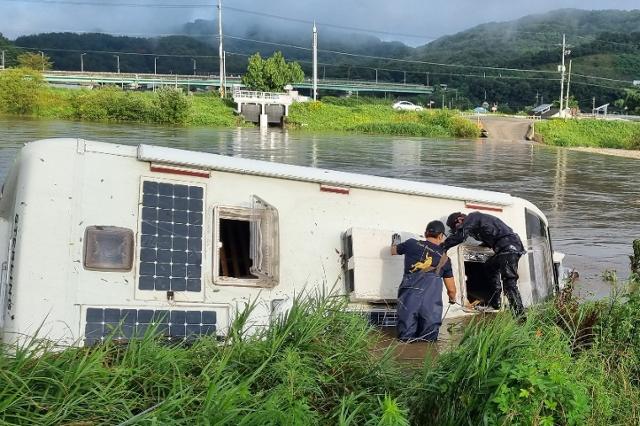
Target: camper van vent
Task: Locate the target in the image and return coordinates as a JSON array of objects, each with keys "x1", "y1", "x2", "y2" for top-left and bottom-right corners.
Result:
[
  {"x1": 84, "y1": 307, "x2": 216, "y2": 345},
  {"x1": 139, "y1": 181, "x2": 204, "y2": 293}
]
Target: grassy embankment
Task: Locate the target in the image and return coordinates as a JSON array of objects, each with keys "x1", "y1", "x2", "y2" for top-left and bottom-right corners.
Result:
[
  {"x1": 288, "y1": 96, "x2": 480, "y2": 139},
  {"x1": 4, "y1": 262, "x2": 640, "y2": 425},
  {"x1": 0, "y1": 69, "x2": 479, "y2": 138},
  {"x1": 535, "y1": 118, "x2": 640, "y2": 150}
]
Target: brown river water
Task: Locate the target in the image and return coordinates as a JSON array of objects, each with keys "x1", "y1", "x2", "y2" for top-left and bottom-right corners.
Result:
[{"x1": 0, "y1": 116, "x2": 638, "y2": 301}]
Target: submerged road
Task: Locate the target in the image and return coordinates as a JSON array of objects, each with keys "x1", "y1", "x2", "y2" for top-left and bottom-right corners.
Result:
[{"x1": 479, "y1": 116, "x2": 533, "y2": 141}]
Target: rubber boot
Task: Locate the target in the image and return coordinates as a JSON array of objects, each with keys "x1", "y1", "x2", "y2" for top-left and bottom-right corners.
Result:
[{"x1": 505, "y1": 287, "x2": 525, "y2": 319}]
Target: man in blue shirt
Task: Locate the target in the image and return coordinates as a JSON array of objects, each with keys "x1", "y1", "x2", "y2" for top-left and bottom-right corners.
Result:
[{"x1": 391, "y1": 220, "x2": 457, "y2": 342}]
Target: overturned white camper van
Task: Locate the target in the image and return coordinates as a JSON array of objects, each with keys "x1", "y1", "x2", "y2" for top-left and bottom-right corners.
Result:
[{"x1": 0, "y1": 139, "x2": 562, "y2": 346}]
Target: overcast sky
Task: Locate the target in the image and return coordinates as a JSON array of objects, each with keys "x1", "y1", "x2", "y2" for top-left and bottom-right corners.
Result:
[{"x1": 1, "y1": 0, "x2": 639, "y2": 45}]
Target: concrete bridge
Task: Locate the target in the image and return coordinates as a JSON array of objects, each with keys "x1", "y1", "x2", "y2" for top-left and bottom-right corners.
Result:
[
  {"x1": 40, "y1": 71, "x2": 434, "y2": 96},
  {"x1": 232, "y1": 89, "x2": 298, "y2": 126}
]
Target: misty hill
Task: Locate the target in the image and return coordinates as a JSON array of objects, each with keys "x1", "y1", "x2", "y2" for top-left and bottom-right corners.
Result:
[
  {"x1": 414, "y1": 9, "x2": 640, "y2": 66},
  {"x1": 10, "y1": 24, "x2": 412, "y2": 81},
  {"x1": 410, "y1": 8, "x2": 640, "y2": 111}
]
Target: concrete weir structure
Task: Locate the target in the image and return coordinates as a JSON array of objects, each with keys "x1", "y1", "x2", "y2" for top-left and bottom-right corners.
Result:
[{"x1": 233, "y1": 88, "x2": 307, "y2": 127}]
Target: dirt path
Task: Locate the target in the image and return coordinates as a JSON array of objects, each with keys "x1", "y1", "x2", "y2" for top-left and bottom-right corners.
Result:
[{"x1": 478, "y1": 117, "x2": 532, "y2": 141}]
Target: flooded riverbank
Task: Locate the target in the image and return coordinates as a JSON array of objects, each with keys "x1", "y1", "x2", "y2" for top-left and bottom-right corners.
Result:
[{"x1": 0, "y1": 116, "x2": 638, "y2": 296}]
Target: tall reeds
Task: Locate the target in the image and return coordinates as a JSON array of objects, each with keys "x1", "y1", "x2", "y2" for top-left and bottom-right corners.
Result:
[{"x1": 4, "y1": 273, "x2": 640, "y2": 425}]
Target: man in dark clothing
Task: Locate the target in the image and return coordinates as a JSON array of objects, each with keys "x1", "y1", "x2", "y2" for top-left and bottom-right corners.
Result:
[
  {"x1": 443, "y1": 211, "x2": 526, "y2": 318},
  {"x1": 391, "y1": 220, "x2": 457, "y2": 342}
]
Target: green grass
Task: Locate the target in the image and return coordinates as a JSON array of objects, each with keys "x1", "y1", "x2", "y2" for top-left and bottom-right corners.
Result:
[
  {"x1": 535, "y1": 118, "x2": 640, "y2": 150},
  {"x1": 288, "y1": 100, "x2": 480, "y2": 139},
  {"x1": 0, "y1": 296, "x2": 407, "y2": 425},
  {"x1": 5, "y1": 272, "x2": 640, "y2": 425},
  {"x1": 187, "y1": 94, "x2": 246, "y2": 127}
]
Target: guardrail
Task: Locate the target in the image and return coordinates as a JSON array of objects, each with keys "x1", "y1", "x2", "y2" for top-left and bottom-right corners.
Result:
[{"x1": 233, "y1": 90, "x2": 284, "y2": 101}]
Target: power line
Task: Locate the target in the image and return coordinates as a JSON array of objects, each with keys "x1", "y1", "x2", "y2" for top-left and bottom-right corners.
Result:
[
  {"x1": 572, "y1": 73, "x2": 636, "y2": 85},
  {"x1": 222, "y1": 34, "x2": 557, "y2": 75},
  {"x1": 2, "y1": 0, "x2": 211, "y2": 8}
]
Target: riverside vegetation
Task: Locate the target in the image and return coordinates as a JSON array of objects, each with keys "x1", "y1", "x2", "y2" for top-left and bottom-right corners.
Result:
[
  {"x1": 0, "y1": 69, "x2": 478, "y2": 138},
  {"x1": 4, "y1": 69, "x2": 640, "y2": 148},
  {"x1": 535, "y1": 119, "x2": 640, "y2": 150},
  {"x1": 3, "y1": 265, "x2": 640, "y2": 425}
]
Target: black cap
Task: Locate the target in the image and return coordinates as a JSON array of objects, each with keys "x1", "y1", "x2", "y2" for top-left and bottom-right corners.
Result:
[
  {"x1": 446, "y1": 212, "x2": 464, "y2": 230},
  {"x1": 426, "y1": 220, "x2": 446, "y2": 235}
]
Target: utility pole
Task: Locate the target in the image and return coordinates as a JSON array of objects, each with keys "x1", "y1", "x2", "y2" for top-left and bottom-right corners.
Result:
[
  {"x1": 592, "y1": 97, "x2": 596, "y2": 116},
  {"x1": 403, "y1": 71, "x2": 406, "y2": 85},
  {"x1": 426, "y1": 71, "x2": 429, "y2": 86},
  {"x1": 114, "y1": 55, "x2": 120, "y2": 74},
  {"x1": 80, "y1": 52, "x2": 86, "y2": 72},
  {"x1": 39, "y1": 51, "x2": 44, "y2": 71},
  {"x1": 558, "y1": 34, "x2": 570, "y2": 117},
  {"x1": 442, "y1": 93, "x2": 445, "y2": 109},
  {"x1": 375, "y1": 68, "x2": 378, "y2": 84},
  {"x1": 1, "y1": 50, "x2": 5, "y2": 69},
  {"x1": 565, "y1": 59, "x2": 572, "y2": 111},
  {"x1": 154, "y1": 57, "x2": 158, "y2": 75},
  {"x1": 535, "y1": 91, "x2": 539, "y2": 106},
  {"x1": 312, "y1": 21, "x2": 317, "y2": 101},
  {"x1": 192, "y1": 58, "x2": 197, "y2": 76},
  {"x1": 217, "y1": 0, "x2": 224, "y2": 97}
]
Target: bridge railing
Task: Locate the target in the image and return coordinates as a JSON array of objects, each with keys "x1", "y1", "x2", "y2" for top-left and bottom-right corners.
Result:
[
  {"x1": 459, "y1": 112, "x2": 541, "y2": 120},
  {"x1": 233, "y1": 89, "x2": 286, "y2": 101}
]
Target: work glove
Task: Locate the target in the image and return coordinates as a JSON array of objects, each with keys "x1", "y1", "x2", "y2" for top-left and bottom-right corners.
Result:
[{"x1": 391, "y1": 233, "x2": 402, "y2": 246}]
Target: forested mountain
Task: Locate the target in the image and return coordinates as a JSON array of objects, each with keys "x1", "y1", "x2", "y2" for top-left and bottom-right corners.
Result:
[
  {"x1": 3, "y1": 8, "x2": 639, "y2": 112},
  {"x1": 410, "y1": 9, "x2": 640, "y2": 111}
]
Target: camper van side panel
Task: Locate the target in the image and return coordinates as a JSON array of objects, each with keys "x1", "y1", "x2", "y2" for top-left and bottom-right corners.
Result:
[{"x1": 4, "y1": 140, "x2": 79, "y2": 344}]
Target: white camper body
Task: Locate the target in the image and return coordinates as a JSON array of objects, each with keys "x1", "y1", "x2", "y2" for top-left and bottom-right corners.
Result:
[{"x1": 0, "y1": 139, "x2": 560, "y2": 346}]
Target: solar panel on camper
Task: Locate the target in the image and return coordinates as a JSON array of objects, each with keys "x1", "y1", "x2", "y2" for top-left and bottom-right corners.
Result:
[
  {"x1": 139, "y1": 181, "x2": 203, "y2": 292},
  {"x1": 84, "y1": 307, "x2": 216, "y2": 345}
]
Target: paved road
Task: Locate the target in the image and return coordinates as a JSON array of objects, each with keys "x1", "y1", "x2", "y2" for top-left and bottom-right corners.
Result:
[{"x1": 479, "y1": 117, "x2": 533, "y2": 141}]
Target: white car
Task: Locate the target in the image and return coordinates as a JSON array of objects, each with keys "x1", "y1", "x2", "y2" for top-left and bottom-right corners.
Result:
[{"x1": 392, "y1": 101, "x2": 423, "y2": 111}]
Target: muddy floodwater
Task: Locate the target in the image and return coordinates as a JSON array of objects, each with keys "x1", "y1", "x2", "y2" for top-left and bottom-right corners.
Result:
[{"x1": 1, "y1": 116, "x2": 639, "y2": 298}]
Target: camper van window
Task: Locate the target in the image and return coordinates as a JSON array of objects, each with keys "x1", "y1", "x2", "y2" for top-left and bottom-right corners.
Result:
[
  {"x1": 214, "y1": 200, "x2": 279, "y2": 287},
  {"x1": 84, "y1": 226, "x2": 134, "y2": 271}
]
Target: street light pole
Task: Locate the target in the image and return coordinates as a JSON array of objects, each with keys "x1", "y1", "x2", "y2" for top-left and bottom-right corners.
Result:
[
  {"x1": 80, "y1": 52, "x2": 86, "y2": 72},
  {"x1": 565, "y1": 59, "x2": 572, "y2": 111},
  {"x1": 114, "y1": 55, "x2": 120, "y2": 74}
]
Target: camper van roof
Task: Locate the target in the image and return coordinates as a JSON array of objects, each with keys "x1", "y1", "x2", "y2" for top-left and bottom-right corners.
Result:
[{"x1": 137, "y1": 144, "x2": 513, "y2": 206}]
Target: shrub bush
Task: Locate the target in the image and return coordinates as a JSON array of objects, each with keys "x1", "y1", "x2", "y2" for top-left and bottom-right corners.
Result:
[{"x1": 0, "y1": 68, "x2": 44, "y2": 114}]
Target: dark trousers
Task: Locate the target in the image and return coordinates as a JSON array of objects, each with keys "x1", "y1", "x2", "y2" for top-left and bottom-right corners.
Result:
[
  {"x1": 485, "y1": 252, "x2": 525, "y2": 317},
  {"x1": 396, "y1": 272, "x2": 444, "y2": 341}
]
